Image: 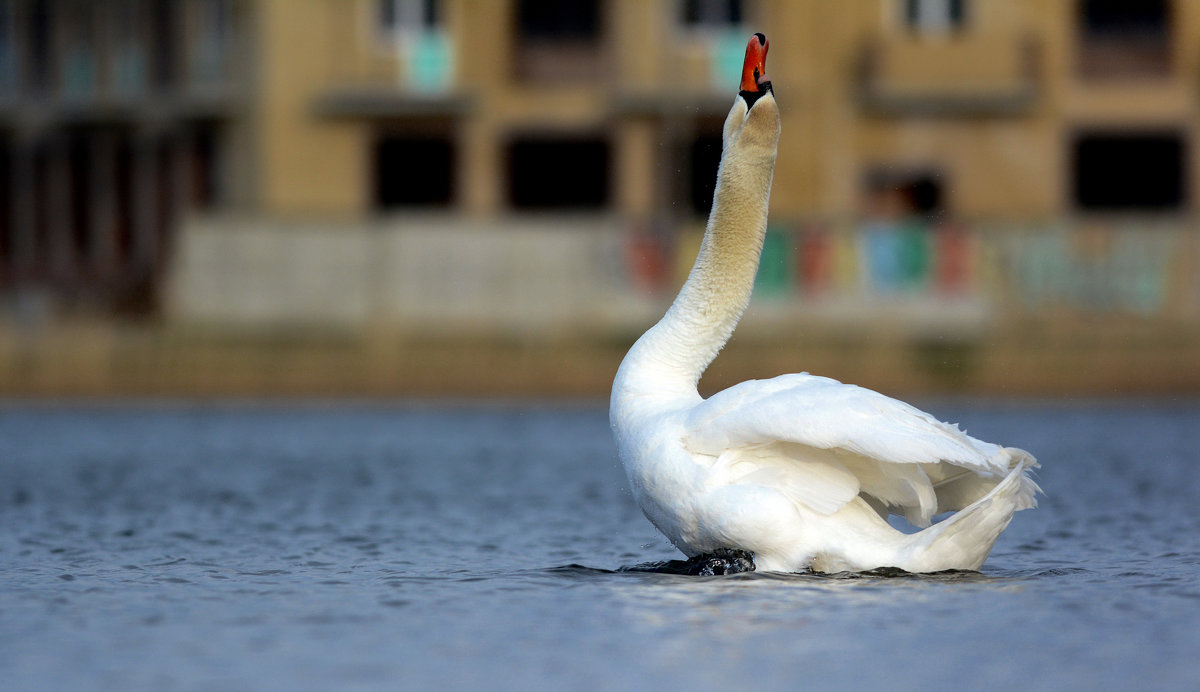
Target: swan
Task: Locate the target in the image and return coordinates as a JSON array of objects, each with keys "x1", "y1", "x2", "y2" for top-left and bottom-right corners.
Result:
[{"x1": 610, "y1": 33, "x2": 1039, "y2": 574}]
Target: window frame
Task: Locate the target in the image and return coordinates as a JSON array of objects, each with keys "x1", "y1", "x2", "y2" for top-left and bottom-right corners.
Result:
[
  {"x1": 376, "y1": 0, "x2": 440, "y2": 45},
  {"x1": 899, "y1": 0, "x2": 967, "y2": 35},
  {"x1": 676, "y1": 0, "x2": 745, "y2": 34}
]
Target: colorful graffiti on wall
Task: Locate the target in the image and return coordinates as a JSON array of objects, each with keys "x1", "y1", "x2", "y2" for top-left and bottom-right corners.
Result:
[
  {"x1": 998, "y1": 224, "x2": 1185, "y2": 317},
  {"x1": 755, "y1": 222, "x2": 979, "y2": 300},
  {"x1": 628, "y1": 220, "x2": 1198, "y2": 320}
]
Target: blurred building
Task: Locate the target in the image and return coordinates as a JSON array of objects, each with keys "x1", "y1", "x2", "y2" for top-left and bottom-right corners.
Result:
[
  {"x1": 0, "y1": 0, "x2": 251, "y2": 311},
  {"x1": 0, "y1": 0, "x2": 1197, "y2": 331}
]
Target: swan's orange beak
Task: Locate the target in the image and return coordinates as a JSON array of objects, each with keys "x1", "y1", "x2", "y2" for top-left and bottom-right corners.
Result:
[{"x1": 740, "y1": 33, "x2": 770, "y2": 93}]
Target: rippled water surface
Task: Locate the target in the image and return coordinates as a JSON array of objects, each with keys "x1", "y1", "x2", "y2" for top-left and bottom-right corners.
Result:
[{"x1": 2, "y1": 399, "x2": 1199, "y2": 690}]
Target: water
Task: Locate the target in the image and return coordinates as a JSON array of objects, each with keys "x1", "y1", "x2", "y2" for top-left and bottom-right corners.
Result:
[{"x1": 1, "y1": 399, "x2": 1198, "y2": 690}]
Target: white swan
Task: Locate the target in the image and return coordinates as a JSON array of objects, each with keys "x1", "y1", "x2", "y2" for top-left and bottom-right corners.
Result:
[{"x1": 610, "y1": 33, "x2": 1039, "y2": 574}]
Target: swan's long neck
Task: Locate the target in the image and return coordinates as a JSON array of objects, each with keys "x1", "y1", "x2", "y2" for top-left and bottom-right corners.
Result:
[{"x1": 617, "y1": 97, "x2": 779, "y2": 398}]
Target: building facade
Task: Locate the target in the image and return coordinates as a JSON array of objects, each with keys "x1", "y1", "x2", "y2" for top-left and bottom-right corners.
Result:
[
  {"x1": 1, "y1": 0, "x2": 1199, "y2": 318},
  {"x1": 0, "y1": 0, "x2": 251, "y2": 310}
]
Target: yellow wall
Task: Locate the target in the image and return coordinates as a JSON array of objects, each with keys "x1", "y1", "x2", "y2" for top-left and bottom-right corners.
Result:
[
  {"x1": 255, "y1": 0, "x2": 367, "y2": 217},
  {"x1": 246, "y1": 0, "x2": 1200, "y2": 222}
]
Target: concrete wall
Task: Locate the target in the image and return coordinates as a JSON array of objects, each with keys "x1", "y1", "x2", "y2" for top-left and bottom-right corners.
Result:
[
  {"x1": 166, "y1": 215, "x2": 654, "y2": 335},
  {"x1": 167, "y1": 214, "x2": 1200, "y2": 338}
]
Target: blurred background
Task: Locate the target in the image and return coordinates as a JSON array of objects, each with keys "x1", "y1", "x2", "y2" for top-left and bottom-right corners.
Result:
[{"x1": 0, "y1": 0, "x2": 1196, "y2": 397}]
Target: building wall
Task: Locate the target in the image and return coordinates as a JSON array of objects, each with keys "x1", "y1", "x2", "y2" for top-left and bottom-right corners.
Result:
[
  {"x1": 252, "y1": 0, "x2": 1200, "y2": 222},
  {"x1": 4, "y1": 0, "x2": 1200, "y2": 314},
  {"x1": 0, "y1": 0, "x2": 251, "y2": 308},
  {"x1": 255, "y1": 0, "x2": 367, "y2": 216}
]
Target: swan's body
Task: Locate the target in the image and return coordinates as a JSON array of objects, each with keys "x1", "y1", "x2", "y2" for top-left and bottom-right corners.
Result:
[{"x1": 610, "y1": 35, "x2": 1038, "y2": 574}]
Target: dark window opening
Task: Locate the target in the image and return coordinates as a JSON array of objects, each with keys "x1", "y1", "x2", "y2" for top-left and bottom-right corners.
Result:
[
  {"x1": 60, "y1": 0, "x2": 99, "y2": 97},
  {"x1": 0, "y1": 3, "x2": 16, "y2": 91},
  {"x1": 114, "y1": 136, "x2": 134, "y2": 262},
  {"x1": 31, "y1": 144, "x2": 48, "y2": 274},
  {"x1": 1073, "y1": 132, "x2": 1184, "y2": 211},
  {"x1": 508, "y1": 136, "x2": 609, "y2": 210},
  {"x1": 688, "y1": 133, "x2": 723, "y2": 217},
  {"x1": 864, "y1": 169, "x2": 945, "y2": 218},
  {"x1": 66, "y1": 135, "x2": 92, "y2": 261},
  {"x1": 681, "y1": 0, "x2": 742, "y2": 28},
  {"x1": 0, "y1": 139, "x2": 10, "y2": 277},
  {"x1": 28, "y1": 0, "x2": 51, "y2": 93},
  {"x1": 517, "y1": 0, "x2": 599, "y2": 41},
  {"x1": 514, "y1": 0, "x2": 603, "y2": 81},
  {"x1": 1078, "y1": 0, "x2": 1170, "y2": 79},
  {"x1": 375, "y1": 136, "x2": 455, "y2": 208},
  {"x1": 154, "y1": 138, "x2": 174, "y2": 255},
  {"x1": 188, "y1": 125, "x2": 221, "y2": 210},
  {"x1": 151, "y1": 0, "x2": 177, "y2": 90},
  {"x1": 111, "y1": 0, "x2": 150, "y2": 93},
  {"x1": 1082, "y1": 0, "x2": 1168, "y2": 37}
]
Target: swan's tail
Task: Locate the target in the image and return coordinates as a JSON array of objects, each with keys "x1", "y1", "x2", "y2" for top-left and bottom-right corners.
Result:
[{"x1": 901, "y1": 452, "x2": 1040, "y2": 572}]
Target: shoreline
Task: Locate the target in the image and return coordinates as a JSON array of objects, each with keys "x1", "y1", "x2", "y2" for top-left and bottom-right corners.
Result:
[{"x1": 1, "y1": 321, "x2": 1196, "y2": 399}]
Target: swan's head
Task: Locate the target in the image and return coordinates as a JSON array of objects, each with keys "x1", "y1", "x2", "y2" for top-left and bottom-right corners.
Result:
[
  {"x1": 724, "y1": 33, "x2": 780, "y2": 152},
  {"x1": 738, "y1": 33, "x2": 773, "y2": 109}
]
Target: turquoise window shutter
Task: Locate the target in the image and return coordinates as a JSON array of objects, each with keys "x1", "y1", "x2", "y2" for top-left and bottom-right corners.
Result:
[{"x1": 408, "y1": 31, "x2": 453, "y2": 91}]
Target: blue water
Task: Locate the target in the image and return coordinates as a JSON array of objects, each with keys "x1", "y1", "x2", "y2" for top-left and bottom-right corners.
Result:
[{"x1": 1, "y1": 399, "x2": 1199, "y2": 690}]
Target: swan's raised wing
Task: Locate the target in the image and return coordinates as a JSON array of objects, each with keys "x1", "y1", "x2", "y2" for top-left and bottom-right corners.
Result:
[
  {"x1": 684, "y1": 373, "x2": 1032, "y2": 525},
  {"x1": 686, "y1": 373, "x2": 1008, "y2": 468}
]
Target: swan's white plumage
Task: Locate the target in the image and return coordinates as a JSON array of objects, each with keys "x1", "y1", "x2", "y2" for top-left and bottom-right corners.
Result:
[
  {"x1": 683, "y1": 372, "x2": 1040, "y2": 528},
  {"x1": 610, "y1": 73, "x2": 1039, "y2": 574}
]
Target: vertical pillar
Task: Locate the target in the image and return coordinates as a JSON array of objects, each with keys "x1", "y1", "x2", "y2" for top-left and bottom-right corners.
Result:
[
  {"x1": 460, "y1": 118, "x2": 499, "y2": 217},
  {"x1": 614, "y1": 118, "x2": 656, "y2": 219}
]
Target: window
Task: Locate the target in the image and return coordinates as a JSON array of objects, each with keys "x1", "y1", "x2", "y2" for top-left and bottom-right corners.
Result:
[
  {"x1": 0, "y1": 1, "x2": 15, "y2": 92},
  {"x1": 0, "y1": 138, "x2": 11, "y2": 276},
  {"x1": 112, "y1": 0, "x2": 150, "y2": 94},
  {"x1": 1078, "y1": 0, "x2": 1170, "y2": 78},
  {"x1": 188, "y1": 0, "x2": 234, "y2": 85},
  {"x1": 1073, "y1": 133, "x2": 1184, "y2": 211},
  {"x1": 376, "y1": 1, "x2": 451, "y2": 91},
  {"x1": 150, "y1": 0, "x2": 177, "y2": 90},
  {"x1": 67, "y1": 133, "x2": 93, "y2": 259},
  {"x1": 514, "y1": 0, "x2": 604, "y2": 81},
  {"x1": 375, "y1": 136, "x2": 455, "y2": 209},
  {"x1": 902, "y1": 0, "x2": 966, "y2": 33},
  {"x1": 378, "y1": 0, "x2": 439, "y2": 40},
  {"x1": 517, "y1": 0, "x2": 599, "y2": 41},
  {"x1": 60, "y1": 0, "x2": 99, "y2": 97},
  {"x1": 680, "y1": 0, "x2": 743, "y2": 30},
  {"x1": 189, "y1": 124, "x2": 222, "y2": 210},
  {"x1": 1082, "y1": 0, "x2": 1168, "y2": 37},
  {"x1": 507, "y1": 136, "x2": 609, "y2": 210},
  {"x1": 28, "y1": 0, "x2": 51, "y2": 93},
  {"x1": 864, "y1": 169, "x2": 945, "y2": 218},
  {"x1": 687, "y1": 133, "x2": 723, "y2": 217}
]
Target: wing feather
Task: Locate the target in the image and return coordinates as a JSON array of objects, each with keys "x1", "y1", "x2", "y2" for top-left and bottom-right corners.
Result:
[
  {"x1": 684, "y1": 373, "x2": 1026, "y2": 525},
  {"x1": 686, "y1": 373, "x2": 1006, "y2": 470}
]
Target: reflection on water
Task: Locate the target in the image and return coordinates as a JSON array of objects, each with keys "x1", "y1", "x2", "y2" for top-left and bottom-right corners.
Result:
[{"x1": 1, "y1": 400, "x2": 1198, "y2": 689}]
